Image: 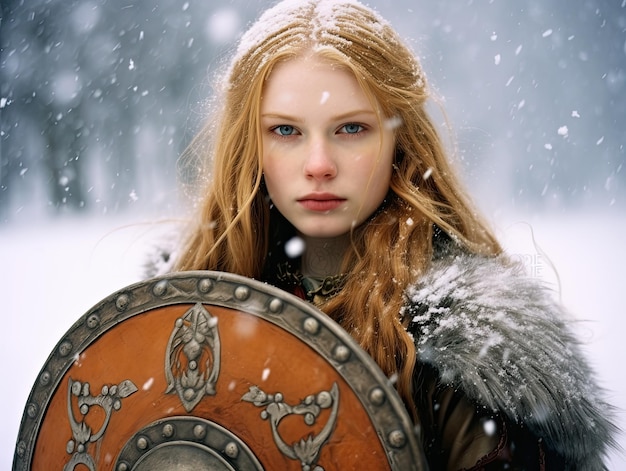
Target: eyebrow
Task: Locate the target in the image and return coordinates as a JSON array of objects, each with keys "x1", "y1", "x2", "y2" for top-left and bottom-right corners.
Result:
[{"x1": 260, "y1": 109, "x2": 377, "y2": 122}]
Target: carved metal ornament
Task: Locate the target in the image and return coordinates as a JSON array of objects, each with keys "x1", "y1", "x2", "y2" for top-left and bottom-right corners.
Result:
[
  {"x1": 242, "y1": 383, "x2": 339, "y2": 471},
  {"x1": 64, "y1": 378, "x2": 138, "y2": 471},
  {"x1": 165, "y1": 302, "x2": 221, "y2": 412}
]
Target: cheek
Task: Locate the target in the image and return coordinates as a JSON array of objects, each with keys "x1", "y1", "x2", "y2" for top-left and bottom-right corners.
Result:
[
  {"x1": 371, "y1": 165, "x2": 393, "y2": 199},
  {"x1": 366, "y1": 148, "x2": 394, "y2": 198},
  {"x1": 262, "y1": 141, "x2": 302, "y2": 187},
  {"x1": 261, "y1": 143, "x2": 276, "y2": 183},
  {"x1": 367, "y1": 143, "x2": 394, "y2": 175},
  {"x1": 262, "y1": 141, "x2": 289, "y2": 174}
]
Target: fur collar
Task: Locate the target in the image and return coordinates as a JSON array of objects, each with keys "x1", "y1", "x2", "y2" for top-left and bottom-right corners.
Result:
[{"x1": 403, "y1": 250, "x2": 618, "y2": 468}]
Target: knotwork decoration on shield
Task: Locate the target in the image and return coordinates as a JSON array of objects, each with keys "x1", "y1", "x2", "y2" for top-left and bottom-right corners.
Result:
[
  {"x1": 164, "y1": 302, "x2": 221, "y2": 412},
  {"x1": 242, "y1": 382, "x2": 340, "y2": 471},
  {"x1": 64, "y1": 378, "x2": 138, "y2": 471}
]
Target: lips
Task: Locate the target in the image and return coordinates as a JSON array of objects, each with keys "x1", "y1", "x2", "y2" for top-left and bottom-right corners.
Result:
[{"x1": 297, "y1": 193, "x2": 346, "y2": 212}]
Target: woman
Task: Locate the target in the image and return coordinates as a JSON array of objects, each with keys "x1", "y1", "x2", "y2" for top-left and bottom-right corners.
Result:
[{"x1": 162, "y1": 0, "x2": 618, "y2": 468}]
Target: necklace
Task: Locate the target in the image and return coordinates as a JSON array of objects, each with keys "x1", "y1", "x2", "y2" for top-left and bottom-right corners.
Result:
[{"x1": 274, "y1": 260, "x2": 345, "y2": 306}]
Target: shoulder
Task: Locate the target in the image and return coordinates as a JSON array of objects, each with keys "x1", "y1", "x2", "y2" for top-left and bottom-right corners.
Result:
[{"x1": 403, "y1": 248, "x2": 618, "y2": 467}]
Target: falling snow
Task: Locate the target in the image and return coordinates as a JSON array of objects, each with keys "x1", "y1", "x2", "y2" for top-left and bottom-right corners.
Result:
[
  {"x1": 262, "y1": 367, "x2": 271, "y2": 381},
  {"x1": 142, "y1": 377, "x2": 154, "y2": 391},
  {"x1": 285, "y1": 236, "x2": 306, "y2": 258},
  {"x1": 483, "y1": 419, "x2": 497, "y2": 436},
  {"x1": 0, "y1": 0, "x2": 624, "y2": 467}
]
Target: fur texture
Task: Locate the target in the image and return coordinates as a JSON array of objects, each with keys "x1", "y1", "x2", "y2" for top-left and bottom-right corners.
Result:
[{"x1": 403, "y1": 250, "x2": 619, "y2": 469}]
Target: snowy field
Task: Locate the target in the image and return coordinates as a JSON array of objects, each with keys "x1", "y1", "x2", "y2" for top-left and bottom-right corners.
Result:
[{"x1": 1, "y1": 208, "x2": 624, "y2": 468}]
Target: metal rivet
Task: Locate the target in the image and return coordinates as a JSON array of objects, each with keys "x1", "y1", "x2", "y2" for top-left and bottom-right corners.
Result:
[
  {"x1": 59, "y1": 341, "x2": 73, "y2": 357},
  {"x1": 16, "y1": 441, "x2": 26, "y2": 458},
  {"x1": 153, "y1": 280, "x2": 168, "y2": 297},
  {"x1": 39, "y1": 371, "x2": 51, "y2": 386},
  {"x1": 198, "y1": 278, "x2": 213, "y2": 293},
  {"x1": 193, "y1": 424, "x2": 206, "y2": 439},
  {"x1": 116, "y1": 294, "x2": 130, "y2": 311},
  {"x1": 388, "y1": 430, "x2": 406, "y2": 448},
  {"x1": 86, "y1": 313, "x2": 100, "y2": 329},
  {"x1": 224, "y1": 441, "x2": 239, "y2": 459},
  {"x1": 234, "y1": 286, "x2": 250, "y2": 300},
  {"x1": 26, "y1": 403, "x2": 38, "y2": 418},
  {"x1": 369, "y1": 387, "x2": 386, "y2": 406},
  {"x1": 303, "y1": 317, "x2": 320, "y2": 335},
  {"x1": 117, "y1": 463, "x2": 129, "y2": 471},
  {"x1": 136, "y1": 436, "x2": 148, "y2": 450},
  {"x1": 162, "y1": 423, "x2": 174, "y2": 438},
  {"x1": 333, "y1": 345, "x2": 350, "y2": 363},
  {"x1": 268, "y1": 297, "x2": 283, "y2": 313}
]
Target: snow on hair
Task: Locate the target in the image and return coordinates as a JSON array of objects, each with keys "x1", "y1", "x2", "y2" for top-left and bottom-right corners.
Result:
[
  {"x1": 235, "y1": 0, "x2": 385, "y2": 57},
  {"x1": 228, "y1": 0, "x2": 424, "y2": 91}
]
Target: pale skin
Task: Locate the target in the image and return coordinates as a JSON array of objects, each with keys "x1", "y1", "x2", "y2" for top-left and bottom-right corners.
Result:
[{"x1": 261, "y1": 54, "x2": 396, "y2": 277}]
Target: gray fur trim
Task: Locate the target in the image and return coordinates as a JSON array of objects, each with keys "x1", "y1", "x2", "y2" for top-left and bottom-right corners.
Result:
[{"x1": 404, "y1": 251, "x2": 619, "y2": 468}]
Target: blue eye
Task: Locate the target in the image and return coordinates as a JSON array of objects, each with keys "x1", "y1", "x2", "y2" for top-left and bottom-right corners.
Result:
[
  {"x1": 341, "y1": 123, "x2": 364, "y2": 134},
  {"x1": 273, "y1": 125, "x2": 297, "y2": 136}
]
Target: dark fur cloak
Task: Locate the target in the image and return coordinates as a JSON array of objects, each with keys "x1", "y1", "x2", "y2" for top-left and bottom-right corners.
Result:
[{"x1": 402, "y1": 250, "x2": 619, "y2": 469}]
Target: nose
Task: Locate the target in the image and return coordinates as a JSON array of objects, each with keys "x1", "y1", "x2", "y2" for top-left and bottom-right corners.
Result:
[{"x1": 303, "y1": 138, "x2": 337, "y2": 180}]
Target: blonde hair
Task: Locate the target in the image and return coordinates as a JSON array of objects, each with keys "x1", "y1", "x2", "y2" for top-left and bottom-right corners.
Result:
[{"x1": 176, "y1": 0, "x2": 501, "y2": 417}]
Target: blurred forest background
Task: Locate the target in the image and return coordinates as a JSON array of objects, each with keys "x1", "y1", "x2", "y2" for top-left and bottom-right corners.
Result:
[{"x1": 1, "y1": 0, "x2": 624, "y2": 222}]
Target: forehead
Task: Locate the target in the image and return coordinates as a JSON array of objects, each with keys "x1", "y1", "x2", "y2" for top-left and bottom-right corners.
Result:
[{"x1": 261, "y1": 55, "x2": 372, "y2": 111}]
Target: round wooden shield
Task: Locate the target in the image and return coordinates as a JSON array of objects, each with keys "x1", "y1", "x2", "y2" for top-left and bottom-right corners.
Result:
[{"x1": 13, "y1": 271, "x2": 427, "y2": 470}]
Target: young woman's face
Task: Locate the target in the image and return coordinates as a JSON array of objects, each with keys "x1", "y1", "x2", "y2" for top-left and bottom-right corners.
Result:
[{"x1": 261, "y1": 55, "x2": 395, "y2": 239}]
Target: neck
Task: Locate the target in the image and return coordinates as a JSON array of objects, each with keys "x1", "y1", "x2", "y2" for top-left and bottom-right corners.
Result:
[{"x1": 300, "y1": 233, "x2": 350, "y2": 278}]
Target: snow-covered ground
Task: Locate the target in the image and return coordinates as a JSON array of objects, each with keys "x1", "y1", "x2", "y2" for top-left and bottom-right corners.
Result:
[{"x1": 1, "y1": 208, "x2": 624, "y2": 468}]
